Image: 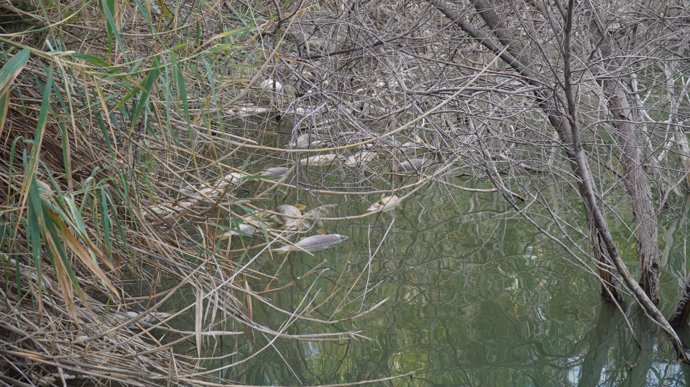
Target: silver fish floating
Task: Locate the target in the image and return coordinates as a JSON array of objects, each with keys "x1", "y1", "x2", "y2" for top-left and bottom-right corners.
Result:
[
  {"x1": 299, "y1": 154, "x2": 338, "y2": 167},
  {"x1": 276, "y1": 204, "x2": 303, "y2": 228},
  {"x1": 198, "y1": 187, "x2": 219, "y2": 197},
  {"x1": 217, "y1": 172, "x2": 248, "y2": 188},
  {"x1": 175, "y1": 200, "x2": 195, "y2": 210},
  {"x1": 260, "y1": 79, "x2": 283, "y2": 92},
  {"x1": 344, "y1": 151, "x2": 377, "y2": 167},
  {"x1": 289, "y1": 133, "x2": 323, "y2": 149},
  {"x1": 399, "y1": 135, "x2": 427, "y2": 150},
  {"x1": 261, "y1": 166, "x2": 290, "y2": 177},
  {"x1": 222, "y1": 218, "x2": 269, "y2": 238},
  {"x1": 367, "y1": 195, "x2": 401, "y2": 213},
  {"x1": 391, "y1": 158, "x2": 435, "y2": 173},
  {"x1": 149, "y1": 204, "x2": 175, "y2": 218},
  {"x1": 274, "y1": 234, "x2": 349, "y2": 253}
]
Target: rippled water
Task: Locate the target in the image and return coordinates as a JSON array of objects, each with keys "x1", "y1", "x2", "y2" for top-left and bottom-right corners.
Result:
[{"x1": 187, "y1": 180, "x2": 690, "y2": 386}]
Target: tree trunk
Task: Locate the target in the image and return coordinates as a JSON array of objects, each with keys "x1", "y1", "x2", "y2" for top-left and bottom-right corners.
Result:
[
  {"x1": 425, "y1": 0, "x2": 623, "y2": 303},
  {"x1": 677, "y1": 129, "x2": 690, "y2": 190},
  {"x1": 425, "y1": 0, "x2": 689, "y2": 362},
  {"x1": 605, "y1": 88, "x2": 659, "y2": 303},
  {"x1": 588, "y1": 7, "x2": 660, "y2": 303},
  {"x1": 670, "y1": 277, "x2": 690, "y2": 327}
]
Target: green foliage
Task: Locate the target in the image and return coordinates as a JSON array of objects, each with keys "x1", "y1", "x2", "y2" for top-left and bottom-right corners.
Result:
[
  {"x1": 100, "y1": 0, "x2": 125, "y2": 59},
  {"x1": 129, "y1": 55, "x2": 162, "y2": 132},
  {"x1": 0, "y1": 47, "x2": 30, "y2": 96}
]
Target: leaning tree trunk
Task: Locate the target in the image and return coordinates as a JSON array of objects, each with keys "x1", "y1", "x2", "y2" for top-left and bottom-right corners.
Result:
[
  {"x1": 589, "y1": 8, "x2": 660, "y2": 303},
  {"x1": 670, "y1": 197, "x2": 690, "y2": 327},
  {"x1": 425, "y1": 0, "x2": 689, "y2": 362},
  {"x1": 588, "y1": 0, "x2": 690, "y2": 329},
  {"x1": 676, "y1": 129, "x2": 690, "y2": 191},
  {"x1": 604, "y1": 87, "x2": 659, "y2": 303},
  {"x1": 670, "y1": 278, "x2": 690, "y2": 327},
  {"x1": 424, "y1": 0, "x2": 623, "y2": 303}
]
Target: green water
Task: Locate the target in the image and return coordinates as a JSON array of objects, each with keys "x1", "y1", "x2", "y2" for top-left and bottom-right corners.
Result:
[{"x1": 198, "y1": 182, "x2": 690, "y2": 386}]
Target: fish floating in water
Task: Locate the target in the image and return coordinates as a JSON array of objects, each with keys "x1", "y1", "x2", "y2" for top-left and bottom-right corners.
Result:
[
  {"x1": 344, "y1": 151, "x2": 378, "y2": 167},
  {"x1": 260, "y1": 79, "x2": 283, "y2": 92},
  {"x1": 367, "y1": 195, "x2": 402, "y2": 213},
  {"x1": 391, "y1": 158, "x2": 435, "y2": 173},
  {"x1": 399, "y1": 135, "x2": 428, "y2": 151},
  {"x1": 217, "y1": 172, "x2": 248, "y2": 188},
  {"x1": 274, "y1": 234, "x2": 349, "y2": 253},
  {"x1": 260, "y1": 166, "x2": 290, "y2": 178},
  {"x1": 289, "y1": 133, "x2": 323, "y2": 149},
  {"x1": 221, "y1": 220, "x2": 268, "y2": 238},
  {"x1": 276, "y1": 204, "x2": 303, "y2": 228},
  {"x1": 299, "y1": 154, "x2": 338, "y2": 167}
]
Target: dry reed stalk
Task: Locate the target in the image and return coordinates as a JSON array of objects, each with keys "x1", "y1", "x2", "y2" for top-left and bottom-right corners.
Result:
[{"x1": 0, "y1": 2, "x2": 392, "y2": 385}]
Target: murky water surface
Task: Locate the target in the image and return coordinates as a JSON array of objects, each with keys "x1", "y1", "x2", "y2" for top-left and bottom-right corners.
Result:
[{"x1": 174, "y1": 179, "x2": 690, "y2": 386}]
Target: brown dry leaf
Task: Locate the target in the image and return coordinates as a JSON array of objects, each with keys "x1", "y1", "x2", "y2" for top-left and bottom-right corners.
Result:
[{"x1": 57, "y1": 212, "x2": 120, "y2": 299}]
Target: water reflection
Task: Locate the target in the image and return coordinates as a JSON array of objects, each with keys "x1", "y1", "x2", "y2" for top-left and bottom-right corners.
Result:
[{"x1": 216, "y1": 185, "x2": 690, "y2": 386}]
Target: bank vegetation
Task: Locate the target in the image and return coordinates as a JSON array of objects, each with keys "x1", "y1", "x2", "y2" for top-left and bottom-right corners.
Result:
[{"x1": 2, "y1": 0, "x2": 690, "y2": 385}]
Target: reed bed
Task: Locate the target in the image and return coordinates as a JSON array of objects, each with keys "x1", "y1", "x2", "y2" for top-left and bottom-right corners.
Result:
[
  {"x1": 0, "y1": 1, "x2": 491, "y2": 384},
  {"x1": 0, "y1": 2, "x2": 385, "y2": 385}
]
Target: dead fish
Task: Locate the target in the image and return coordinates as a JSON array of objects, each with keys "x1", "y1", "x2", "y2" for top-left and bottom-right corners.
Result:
[
  {"x1": 121, "y1": 311, "x2": 172, "y2": 325},
  {"x1": 289, "y1": 133, "x2": 323, "y2": 149},
  {"x1": 222, "y1": 223, "x2": 261, "y2": 238},
  {"x1": 344, "y1": 151, "x2": 377, "y2": 167},
  {"x1": 176, "y1": 200, "x2": 194, "y2": 210},
  {"x1": 260, "y1": 79, "x2": 283, "y2": 92},
  {"x1": 195, "y1": 186, "x2": 221, "y2": 200},
  {"x1": 218, "y1": 172, "x2": 247, "y2": 188},
  {"x1": 367, "y1": 195, "x2": 401, "y2": 213},
  {"x1": 274, "y1": 234, "x2": 349, "y2": 253},
  {"x1": 400, "y1": 135, "x2": 427, "y2": 150},
  {"x1": 391, "y1": 158, "x2": 435, "y2": 173},
  {"x1": 299, "y1": 154, "x2": 338, "y2": 167},
  {"x1": 303, "y1": 204, "x2": 337, "y2": 219},
  {"x1": 261, "y1": 166, "x2": 290, "y2": 177},
  {"x1": 198, "y1": 187, "x2": 218, "y2": 196},
  {"x1": 303, "y1": 204, "x2": 338, "y2": 229},
  {"x1": 276, "y1": 204, "x2": 303, "y2": 228},
  {"x1": 149, "y1": 204, "x2": 175, "y2": 218},
  {"x1": 400, "y1": 141, "x2": 423, "y2": 150},
  {"x1": 226, "y1": 172, "x2": 247, "y2": 182}
]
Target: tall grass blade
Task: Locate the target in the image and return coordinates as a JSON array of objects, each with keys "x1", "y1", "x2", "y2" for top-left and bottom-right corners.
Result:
[
  {"x1": 100, "y1": 187, "x2": 113, "y2": 262},
  {"x1": 0, "y1": 92, "x2": 9, "y2": 139},
  {"x1": 19, "y1": 69, "x2": 52, "y2": 222},
  {"x1": 202, "y1": 56, "x2": 223, "y2": 126},
  {"x1": 0, "y1": 47, "x2": 30, "y2": 96},
  {"x1": 27, "y1": 181, "x2": 45, "y2": 315},
  {"x1": 155, "y1": 0, "x2": 174, "y2": 24},
  {"x1": 58, "y1": 213, "x2": 119, "y2": 298},
  {"x1": 55, "y1": 63, "x2": 76, "y2": 189},
  {"x1": 100, "y1": 0, "x2": 125, "y2": 58},
  {"x1": 130, "y1": 56, "x2": 161, "y2": 132},
  {"x1": 171, "y1": 53, "x2": 192, "y2": 136},
  {"x1": 133, "y1": 0, "x2": 154, "y2": 31},
  {"x1": 0, "y1": 47, "x2": 30, "y2": 140}
]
